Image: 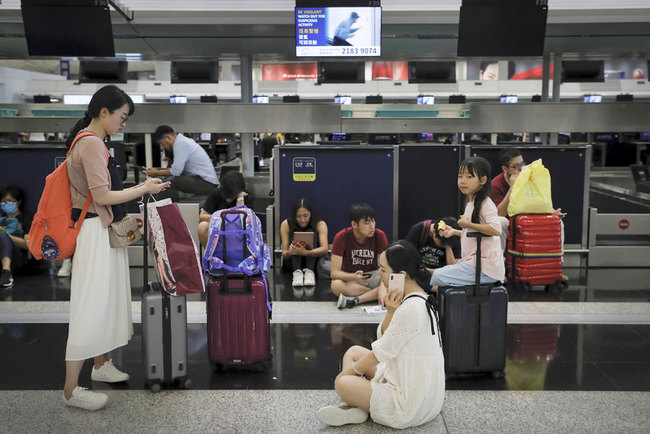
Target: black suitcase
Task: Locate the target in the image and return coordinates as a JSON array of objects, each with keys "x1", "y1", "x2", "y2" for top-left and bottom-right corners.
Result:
[
  {"x1": 437, "y1": 232, "x2": 508, "y2": 376},
  {"x1": 141, "y1": 202, "x2": 192, "y2": 392}
]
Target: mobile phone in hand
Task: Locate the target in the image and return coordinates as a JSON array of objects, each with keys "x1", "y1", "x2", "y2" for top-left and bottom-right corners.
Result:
[
  {"x1": 388, "y1": 273, "x2": 405, "y2": 292},
  {"x1": 161, "y1": 175, "x2": 174, "y2": 183},
  {"x1": 361, "y1": 271, "x2": 374, "y2": 278}
]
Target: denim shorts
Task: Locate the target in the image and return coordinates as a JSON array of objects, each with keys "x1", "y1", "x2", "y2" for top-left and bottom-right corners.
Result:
[{"x1": 430, "y1": 261, "x2": 498, "y2": 287}]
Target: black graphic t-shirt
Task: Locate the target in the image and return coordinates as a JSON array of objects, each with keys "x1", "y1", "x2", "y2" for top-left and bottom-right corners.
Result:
[{"x1": 406, "y1": 220, "x2": 460, "y2": 269}]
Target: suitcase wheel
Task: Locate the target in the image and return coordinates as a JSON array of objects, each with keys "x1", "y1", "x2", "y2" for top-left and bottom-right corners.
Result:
[
  {"x1": 183, "y1": 378, "x2": 192, "y2": 389},
  {"x1": 212, "y1": 363, "x2": 224, "y2": 374},
  {"x1": 150, "y1": 382, "x2": 162, "y2": 393},
  {"x1": 491, "y1": 370, "x2": 505, "y2": 379}
]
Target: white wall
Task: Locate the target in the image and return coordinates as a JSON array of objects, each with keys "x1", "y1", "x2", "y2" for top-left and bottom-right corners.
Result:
[{"x1": 0, "y1": 66, "x2": 66, "y2": 103}]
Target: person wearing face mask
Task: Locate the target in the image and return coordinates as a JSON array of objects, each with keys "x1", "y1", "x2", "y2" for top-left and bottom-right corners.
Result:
[{"x1": 0, "y1": 186, "x2": 32, "y2": 289}]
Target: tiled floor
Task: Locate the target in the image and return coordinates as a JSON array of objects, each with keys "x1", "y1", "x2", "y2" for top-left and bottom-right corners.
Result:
[{"x1": 1, "y1": 265, "x2": 649, "y2": 432}]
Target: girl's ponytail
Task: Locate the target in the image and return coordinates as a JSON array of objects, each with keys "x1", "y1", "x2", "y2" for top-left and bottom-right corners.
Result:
[{"x1": 65, "y1": 112, "x2": 92, "y2": 149}]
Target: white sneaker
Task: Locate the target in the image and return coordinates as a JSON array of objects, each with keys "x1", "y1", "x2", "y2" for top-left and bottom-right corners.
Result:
[
  {"x1": 303, "y1": 268, "x2": 316, "y2": 286},
  {"x1": 91, "y1": 360, "x2": 130, "y2": 383},
  {"x1": 316, "y1": 405, "x2": 368, "y2": 426},
  {"x1": 57, "y1": 259, "x2": 72, "y2": 277},
  {"x1": 63, "y1": 387, "x2": 108, "y2": 411},
  {"x1": 292, "y1": 269, "x2": 304, "y2": 287}
]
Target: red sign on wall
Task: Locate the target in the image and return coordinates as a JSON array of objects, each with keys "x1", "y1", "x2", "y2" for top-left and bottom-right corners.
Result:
[
  {"x1": 618, "y1": 219, "x2": 630, "y2": 230},
  {"x1": 262, "y1": 63, "x2": 318, "y2": 81}
]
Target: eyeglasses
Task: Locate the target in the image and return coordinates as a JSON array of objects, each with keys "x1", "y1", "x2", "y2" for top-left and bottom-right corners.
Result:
[
  {"x1": 508, "y1": 162, "x2": 525, "y2": 170},
  {"x1": 119, "y1": 114, "x2": 129, "y2": 125}
]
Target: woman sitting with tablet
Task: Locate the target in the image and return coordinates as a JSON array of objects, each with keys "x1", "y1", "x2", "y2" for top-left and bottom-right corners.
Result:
[{"x1": 280, "y1": 197, "x2": 328, "y2": 287}]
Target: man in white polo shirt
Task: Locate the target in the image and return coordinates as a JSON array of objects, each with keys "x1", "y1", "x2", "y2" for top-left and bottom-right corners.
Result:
[{"x1": 147, "y1": 125, "x2": 219, "y2": 200}]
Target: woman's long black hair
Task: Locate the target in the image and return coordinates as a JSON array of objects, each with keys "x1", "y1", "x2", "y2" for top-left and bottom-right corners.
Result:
[
  {"x1": 384, "y1": 240, "x2": 432, "y2": 288},
  {"x1": 458, "y1": 156, "x2": 492, "y2": 224},
  {"x1": 287, "y1": 197, "x2": 321, "y2": 234},
  {"x1": 65, "y1": 85, "x2": 135, "y2": 148}
]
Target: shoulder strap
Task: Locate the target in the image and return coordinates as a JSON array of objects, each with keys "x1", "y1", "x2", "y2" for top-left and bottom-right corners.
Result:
[
  {"x1": 403, "y1": 293, "x2": 438, "y2": 338},
  {"x1": 66, "y1": 131, "x2": 107, "y2": 227}
]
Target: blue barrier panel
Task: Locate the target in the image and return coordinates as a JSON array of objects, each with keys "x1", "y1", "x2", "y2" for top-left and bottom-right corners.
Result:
[
  {"x1": 0, "y1": 145, "x2": 68, "y2": 216},
  {"x1": 277, "y1": 146, "x2": 396, "y2": 243},
  {"x1": 397, "y1": 145, "x2": 463, "y2": 238},
  {"x1": 470, "y1": 145, "x2": 590, "y2": 246}
]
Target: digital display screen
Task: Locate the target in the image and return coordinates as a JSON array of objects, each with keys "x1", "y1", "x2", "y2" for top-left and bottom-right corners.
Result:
[
  {"x1": 334, "y1": 95, "x2": 352, "y2": 105},
  {"x1": 253, "y1": 96, "x2": 270, "y2": 104},
  {"x1": 417, "y1": 95, "x2": 435, "y2": 105},
  {"x1": 295, "y1": 6, "x2": 382, "y2": 57},
  {"x1": 583, "y1": 95, "x2": 602, "y2": 103},
  {"x1": 199, "y1": 133, "x2": 212, "y2": 141},
  {"x1": 169, "y1": 96, "x2": 187, "y2": 104},
  {"x1": 331, "y1": 133, "x2": 347, "y2": 141},
  {"x1": 500, "y1": 95, "x2": 518, "y2": 103}
]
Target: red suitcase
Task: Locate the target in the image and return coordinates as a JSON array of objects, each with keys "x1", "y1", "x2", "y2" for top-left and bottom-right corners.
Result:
[
  {"x1": 206, "y1": 274, "x2": 272, "y2": 371},
  {"x1": 507, "y1": 214, "x2": 565, "y2": 290}
]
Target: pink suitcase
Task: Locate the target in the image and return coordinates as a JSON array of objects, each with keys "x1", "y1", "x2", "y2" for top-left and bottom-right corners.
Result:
[{"x1": 206, "y1": 274, "x2": 272, "y2": 371}]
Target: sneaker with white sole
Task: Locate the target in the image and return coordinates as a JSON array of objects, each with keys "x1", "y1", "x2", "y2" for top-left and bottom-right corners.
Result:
[
  {"x1": 337, "y1": 293, "x2": 359, "y2": 309},
  {"x1": 303, "y1": 268, "x2": 316, "y2": 286},
  {"x1": 316, "y1": 405, "x2": 368, "y2": 426},
  {"x1": 292, "y1": 269, "x2": 304, "y2": 287},
  {"x1": 57, "y1": 258, "x2": 72, "y2": 277},
  {"x1": 91, "y1": 360, "x2": 129, "y2": 383},
  {"x1": 63, "y1": 387, "x2": 108, "y2": 411},
  {"x1": 0, "y1": 269, "x2": 13, "y2": 288}
]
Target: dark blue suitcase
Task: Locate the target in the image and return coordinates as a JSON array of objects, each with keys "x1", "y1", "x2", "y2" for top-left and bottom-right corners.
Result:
[{"x1": 437, "y1": 232, "x2": 508, "y2": 376}]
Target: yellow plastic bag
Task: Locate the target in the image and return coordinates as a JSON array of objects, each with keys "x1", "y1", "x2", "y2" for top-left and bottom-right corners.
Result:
[{"x1": 507, "y1": 158, "x2": 554, "y2": 215}]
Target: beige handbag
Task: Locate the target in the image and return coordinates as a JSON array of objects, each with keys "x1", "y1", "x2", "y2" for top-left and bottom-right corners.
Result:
[{"x1": 108, "y1": 215, "x2": 141, "y2": 248}]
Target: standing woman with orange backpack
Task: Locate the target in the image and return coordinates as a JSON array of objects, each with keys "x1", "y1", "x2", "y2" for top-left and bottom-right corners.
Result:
[{"x1": 62, "y1": 85, "x2": 169, "y2": 410}]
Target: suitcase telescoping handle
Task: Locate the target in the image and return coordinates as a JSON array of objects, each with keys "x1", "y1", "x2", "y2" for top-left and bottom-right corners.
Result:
[
  {"x1": 219, "y1": 208, "x2": 251, "y2": 293},
  {"x1": 467, "y1": 231, "x2": 488, "y2": 299}
]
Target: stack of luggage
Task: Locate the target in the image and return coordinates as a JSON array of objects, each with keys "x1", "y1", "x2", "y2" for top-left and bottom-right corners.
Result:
[
  {"x1": 203, "y1": 206, "x2": 272, "y2": 371},
  {"x1": 507, "y1": 214, "x2": 566, "y2": 292}
]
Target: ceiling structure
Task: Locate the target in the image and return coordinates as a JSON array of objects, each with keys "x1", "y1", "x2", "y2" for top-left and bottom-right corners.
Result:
[{"x1": 0, "y1": 1, "x2": 649, "y2": 71}]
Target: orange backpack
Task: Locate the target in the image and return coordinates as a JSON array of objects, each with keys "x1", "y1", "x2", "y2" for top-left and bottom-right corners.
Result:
[{"x1": 28, "y1": 131, "x2": 108, "y2": 260}]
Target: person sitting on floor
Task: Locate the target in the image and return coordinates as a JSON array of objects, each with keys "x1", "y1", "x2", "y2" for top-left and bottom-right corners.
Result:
[
  {"x1": 197, "y1": 171, "x2": 252, "y2": 247},
  {"x1": 331, "y1": 203, "x2": 388, "y2": 309},
  {"x1": 280, "y1": 197, "x2": 328, "y2": 289},
  {"x1": 0, "y1": 186, "x2": 32, "y2": 289},
  {"x1": 316, "y1": 241, "x2": 445, "y2": 429}
]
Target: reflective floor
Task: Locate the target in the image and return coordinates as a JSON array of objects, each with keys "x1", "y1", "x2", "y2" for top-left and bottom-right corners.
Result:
[{"x1": 1, "y1": 264, "x2": 649, "y2": 433}]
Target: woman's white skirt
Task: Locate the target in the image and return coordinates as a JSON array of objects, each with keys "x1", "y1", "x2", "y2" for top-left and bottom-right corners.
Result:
[{"x1": 65, "y1": 217, "x2": 133, "y2": 361}]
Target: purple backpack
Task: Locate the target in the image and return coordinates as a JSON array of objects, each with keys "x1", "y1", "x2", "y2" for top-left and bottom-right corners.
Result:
[{"x1": 203, "y1": 206, "x2": 271, "y2": 276}]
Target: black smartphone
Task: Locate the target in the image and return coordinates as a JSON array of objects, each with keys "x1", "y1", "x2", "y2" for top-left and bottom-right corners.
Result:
[
  {"x1": 161, "y1": 175, "x2": 174, "y2": 183},
  {"x1": 361, "y1": 272, "x2": 374, "y2": 278}
]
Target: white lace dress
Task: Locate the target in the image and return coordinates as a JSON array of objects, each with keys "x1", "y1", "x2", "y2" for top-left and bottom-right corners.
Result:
[{"x1": 370, "y1": 293, "x2": 445, "y2": 429}]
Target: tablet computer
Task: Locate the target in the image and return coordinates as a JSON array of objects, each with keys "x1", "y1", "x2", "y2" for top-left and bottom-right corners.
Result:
[{"x1": 293, "y1": 231, "x2": 314, "y2": 250}]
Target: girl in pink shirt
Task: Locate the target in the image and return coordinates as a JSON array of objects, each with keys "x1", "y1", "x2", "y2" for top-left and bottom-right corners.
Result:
[{"x1": 430, "y1": 157, "x2": 505, "y2": 288}]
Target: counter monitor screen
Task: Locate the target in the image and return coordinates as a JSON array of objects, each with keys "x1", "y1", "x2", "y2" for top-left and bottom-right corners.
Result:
[
  {"x1": 417, "y1": 95, "x2": 435, "y2": 105},
  {"x1": 500, "y1": 95, "x2": 518, "y2": 104},
  {"x1": 295, "y1": 1, "x2": 382, "y2": 57},
  {"x1": 583, "y1": 95, "x2": 602, "y2": 103},
  {"x1": 334, "y1": 95, "x2": 352, "y2": 105},
  {"x1": 169, "y1": 96, "x2": 187, "y2": 104}
]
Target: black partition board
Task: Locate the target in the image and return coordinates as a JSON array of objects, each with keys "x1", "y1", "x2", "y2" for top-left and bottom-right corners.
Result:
[
  {"x1": 0, "y1": 146, "x2": 68, "y2": 216},
  {"x1": 397, "y1": 145, "x2": 463, "y2": 239},
  {"x1": 278, "y1": 147, "x2": 395, "y2": 243},
  {"x1": 470, "y1": 145, "x2": 588, "y2": 245}
]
